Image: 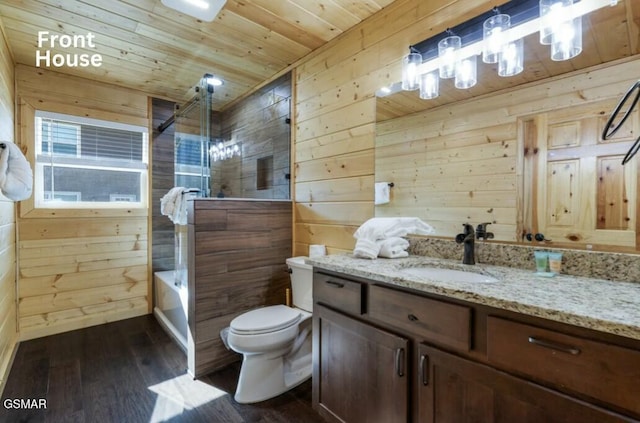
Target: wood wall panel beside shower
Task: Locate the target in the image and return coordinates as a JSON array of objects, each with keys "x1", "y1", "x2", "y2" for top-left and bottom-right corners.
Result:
[
  {"x1": 186, "y1": 198, "x2": 292, "y2": 378},
  {"x1": 0, "y1": 25, "x2": 17, "y2": 393},
  {"x1": 14, "y1": 65, "x2": 150, "y2": 340}
]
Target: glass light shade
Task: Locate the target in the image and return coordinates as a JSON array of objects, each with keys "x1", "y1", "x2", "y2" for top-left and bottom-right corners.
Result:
[
  {"x1": 438, "y1": 36, "x2": 461, "y2": 79},
  {"x1": 401, "y1": 52, "x2": 422, "y2": 91},
  {"x1": 483, "y1": 14, "x2": 510, "y2": 64},
  {"x1": 539, "y1": 0, "x2": 570, "y2": 45},
  {"x1": 419, "y1": 71, "x2": 439, "y2": 99},
  {"x1": 455, "y1": 55, "x2": 477, "y2": 89},
  {"x1": 551, "y1": 16, "x2": 582, "y2": 60},
  {"x1": 498, "y1": 38, "x2": 524, "y2": 77}
]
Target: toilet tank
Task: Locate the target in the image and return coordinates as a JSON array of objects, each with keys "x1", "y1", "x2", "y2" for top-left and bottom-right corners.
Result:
[{"x1": 286, "y1": 256, "x2": 313, "y2": 312}]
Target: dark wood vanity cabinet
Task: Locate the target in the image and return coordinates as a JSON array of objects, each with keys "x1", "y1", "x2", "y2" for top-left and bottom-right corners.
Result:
[
  {"x1": 314, "y1": 305, "x2": 409, "y2": 423},
  {"x1": 417, "y1": 344, "x2": 633, "y2": 423},
  {"x1": 312, "y1": 269, "x2": 640, "y2": 423}
]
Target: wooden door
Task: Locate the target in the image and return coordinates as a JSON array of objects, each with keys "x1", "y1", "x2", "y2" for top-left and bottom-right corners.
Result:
[
  {"x1": 314, "y1": 305, "x2": 409, "y2": 423},
  {"x1": 417, "y1": 344, "x2": 633, "y2": 423},
  {"x1": 522, "y1": 100, "x2": 639, "y2": 250}
]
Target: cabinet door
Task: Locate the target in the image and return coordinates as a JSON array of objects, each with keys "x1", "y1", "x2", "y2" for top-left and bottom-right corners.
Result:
[
  {"x1": 314, "y1": 305, "x2": 409, "y2": 423},
  {"x1": 417, "y1": 344, "x2": 633, "y2": 423}
]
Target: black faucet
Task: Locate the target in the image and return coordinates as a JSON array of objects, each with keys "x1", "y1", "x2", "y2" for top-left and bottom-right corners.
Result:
[
  {"x1": 455, "y1": 223, "x2": 494, "y2": 265},
  {"x1": 476, "y1": 222, "x2": 494, "y2": 241},
  {"x1": 455, "y1": 224, "x2": 476, "y2": 265}
]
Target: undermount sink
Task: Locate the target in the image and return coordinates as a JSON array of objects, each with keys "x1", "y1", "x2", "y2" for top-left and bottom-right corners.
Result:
[{"x1": 399, "y1": 266, "x2": 499, "y2": 283}]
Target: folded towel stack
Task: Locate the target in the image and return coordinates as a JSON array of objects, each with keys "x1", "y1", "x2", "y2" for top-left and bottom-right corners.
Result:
[
  {"x1": 0, "y1": 142, "x2": 33, "y2": 201},
  {"x1": 160, "y1": 187, "x2": 188, "y2": 224},
  {"x1": 353, "y1": 217, "x2": 434, "y2": 259}
]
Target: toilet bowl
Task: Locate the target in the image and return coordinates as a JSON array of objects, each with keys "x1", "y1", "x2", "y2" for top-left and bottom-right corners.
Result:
[{"x1": 224, "y1": 257, "x2": 313, "y2": 404}]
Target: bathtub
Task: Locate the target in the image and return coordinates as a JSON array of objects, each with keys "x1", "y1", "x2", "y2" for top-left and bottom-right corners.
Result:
[{"x1": 153, "y1": 270, "x2": 188, "y2": 352}]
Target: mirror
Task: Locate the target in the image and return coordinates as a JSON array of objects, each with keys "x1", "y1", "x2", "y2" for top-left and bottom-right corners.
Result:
[{"x1": 374, "y1": 1, "x2": 640, "y2": 252}]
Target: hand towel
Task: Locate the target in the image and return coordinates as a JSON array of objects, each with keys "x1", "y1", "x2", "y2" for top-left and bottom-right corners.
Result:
[
  {"x1": 0, "y1": 142, "x2": 33, "y2": 201},
  {"x1": 374, "y1": 182, "x2": 390, "y2": 205},
  {"x1": 378, "y1": 237, "x2": 410, "y2": 258},
  {"x1": 353, "y1": 238, "x2": 380, "y2": 259},
  {"x1": 160, "y1": 187, "x2": 187, "y2": 224},
  {"x1": 354, "y1": 217, "x2": 434, "y2": 241}
]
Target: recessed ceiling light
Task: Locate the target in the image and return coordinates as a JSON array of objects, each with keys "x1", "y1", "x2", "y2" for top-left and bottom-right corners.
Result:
[
  {"x1": 204, "y1": 74, "x2": 224, "y2": 86},
  {"x1": 160, "y1": 0, "x2": 226, "y2": 22}
]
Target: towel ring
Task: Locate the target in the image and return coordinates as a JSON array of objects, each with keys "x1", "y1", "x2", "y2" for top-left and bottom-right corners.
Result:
[
  {"x1": 622, "y1": 135, "x2": 640, "y2": 165},
  {"x1": 602, "y1": 80, "x2": 640, "y2": 165},
  {"x1": 602, "y1": 80, "x2": 640, "y2": 140}
]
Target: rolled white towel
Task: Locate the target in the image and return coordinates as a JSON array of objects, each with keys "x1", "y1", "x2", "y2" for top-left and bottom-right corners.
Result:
[
  {"x1": 378, "y1": 237, "x2": 410, "y2": 259},
  {"x1": 0, "y1": 142, "x2": 33, "y2": 201},
  {"x1": 354, "y1": 217, "x2": 434, "y2": 241},
  {"x1": 353, "y1": 238, "x2": 380, "y2": 260}
]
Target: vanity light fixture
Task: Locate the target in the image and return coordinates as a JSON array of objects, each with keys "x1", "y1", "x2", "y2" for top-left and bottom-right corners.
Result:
[
  {"x1": 437, "y1": 34, "x2": 461, "y2": 79},
  {"x1": 401, "y1": 48, "x2": 422, "y2": 91},
  {"x1": 419, "y1": 71, "x2": 440, "y2": 99},
  {"x1": 498, "y1": 38, "x2": 524, "y2": 76},
  {"x1": 455, "y1": 55, "x2": 477, "y2": 89},
  {"x1": 393, "y1": 0, "x2": 619, "y2": 101},
  {"x1": 483, "y1": 12, "x2": 510, "y2": 64},
  {"x1": 160, "y1": 0, "x2": 226, "y2": 22}
]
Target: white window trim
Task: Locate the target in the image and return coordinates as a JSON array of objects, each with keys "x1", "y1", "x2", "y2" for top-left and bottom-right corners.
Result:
[{"x1": 34, "y1": 110, "x2": 149, "y2": 209}]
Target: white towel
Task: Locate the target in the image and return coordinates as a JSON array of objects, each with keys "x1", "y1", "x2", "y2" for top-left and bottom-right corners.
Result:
[
  {"x1": 374, "y1": 182, "x2": 390, "y2": 205},
  {"x1": 378, "y1": 237, "x2": 410, "y2": 258},
  {"x1": 353, "y1": 218, "x2": 433, "y2": 259},
  {"x1": 354, "y1": 217, "x2": 434, "y2": 241},
  {"x1": 0, "y1": 142, "x2": 33, "y2": 201},
  {"x1": 353, "y1": 238, "x2": 379, "y2": 259},
  {"x1": 160, "y1": 187, "x2": 187, "y2": 224}
]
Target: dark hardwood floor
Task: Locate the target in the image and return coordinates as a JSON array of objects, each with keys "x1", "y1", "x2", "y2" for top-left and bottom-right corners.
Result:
[{"x1": 0, "y1": 315, "x2": 325, "y2": 423}]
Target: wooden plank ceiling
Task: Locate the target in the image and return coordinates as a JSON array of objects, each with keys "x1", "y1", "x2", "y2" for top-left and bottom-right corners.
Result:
[
  {"x1": 377, "y1": 0, "x2": 640, "y2": 121},
  {"x1": 0, "y1": 0, "x2": 395, "y2": 109}
]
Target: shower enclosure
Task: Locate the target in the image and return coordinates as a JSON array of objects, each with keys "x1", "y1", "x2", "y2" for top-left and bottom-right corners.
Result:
[
  {"x1": 154, "y1": 75, "x2": 213, "y2": 350},
  {"x1": 153, "y1": 72, "x2": 292, "y2": 354}
]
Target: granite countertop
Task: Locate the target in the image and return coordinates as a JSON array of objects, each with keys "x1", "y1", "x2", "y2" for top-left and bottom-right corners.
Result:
[{"x1": 306, "y1": 254, "x2": 640, "y2": 341}]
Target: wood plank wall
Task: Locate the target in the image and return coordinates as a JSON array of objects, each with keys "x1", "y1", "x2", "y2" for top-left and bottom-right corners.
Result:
[
  {"x1": 292, "y1": 0, "x2": 640, "y2": 254},
  {"x1": 0, "y1": 18, "x2": 17, "y2": 393},
  {"x1": 15, "y1": 65, "x2": 150, "y2": 340},
  {"x1": 292, "y1": 0, "x2": 500, "y2": 256},
  {"x1": 186, "y1": 198, "x2": 292, "y2": 378},
  {"x1": 217, "y1": 73, "x2": 291, "y2": 199}
]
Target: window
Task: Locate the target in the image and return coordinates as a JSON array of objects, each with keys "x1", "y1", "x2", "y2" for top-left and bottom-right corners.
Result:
[{"x1": 34, "y1": 111, "x2": 148, "y2": 208}]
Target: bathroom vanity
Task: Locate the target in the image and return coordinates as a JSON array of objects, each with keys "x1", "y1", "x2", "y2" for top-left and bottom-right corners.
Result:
[{"x1": 308, "y1": 255, "x2": 640, "y2": 423}]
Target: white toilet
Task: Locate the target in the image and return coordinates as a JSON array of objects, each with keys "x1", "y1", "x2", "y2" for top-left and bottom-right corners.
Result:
[{"x1": 226, "y1": 256, "x2": 313, "y2": 404}]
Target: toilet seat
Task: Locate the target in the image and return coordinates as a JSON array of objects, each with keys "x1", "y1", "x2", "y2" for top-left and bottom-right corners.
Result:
[{"x1": 230, "y1": 305, "x2": 302, "y2": 335}]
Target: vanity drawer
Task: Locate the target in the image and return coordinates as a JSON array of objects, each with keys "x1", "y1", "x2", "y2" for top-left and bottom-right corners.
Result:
[
  {"x1": 368, "y1": 284, "x2": 471, "y2": 351},
  {"x1": 313, "y1": 273, "x2": 364, "y2": 315},
  {"x1": 487, "y1": 316, "x2": 640, "y2": 416}
]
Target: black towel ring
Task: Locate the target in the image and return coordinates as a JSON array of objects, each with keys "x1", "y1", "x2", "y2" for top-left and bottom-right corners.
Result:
[
  {"x1": 602, "y1": 80, "x2": 640, "y2": 165},
  {"x1": 602, "y1": 80, "x2": 640, "y2": 140},
  {"x1": 622, "y1": 136, "x2": 640, "y2": 165}
]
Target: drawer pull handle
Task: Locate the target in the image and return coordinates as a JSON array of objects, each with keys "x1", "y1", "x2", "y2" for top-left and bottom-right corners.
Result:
[
  {"x1": 395, "y1": 348, "x2": 405, "y2": 377},
  {"x1": 420, "y1": 354, "x2": 429, "y2": 386},
  {"x1": 528, "y1": 336, "x2": 581, "y2": 355},
  {"x1": 325, "y1": 280, "x2": 345, "y2": 288},
  {"x1": 408, "y1": 314, "x2": 419, "y2": 322}
]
